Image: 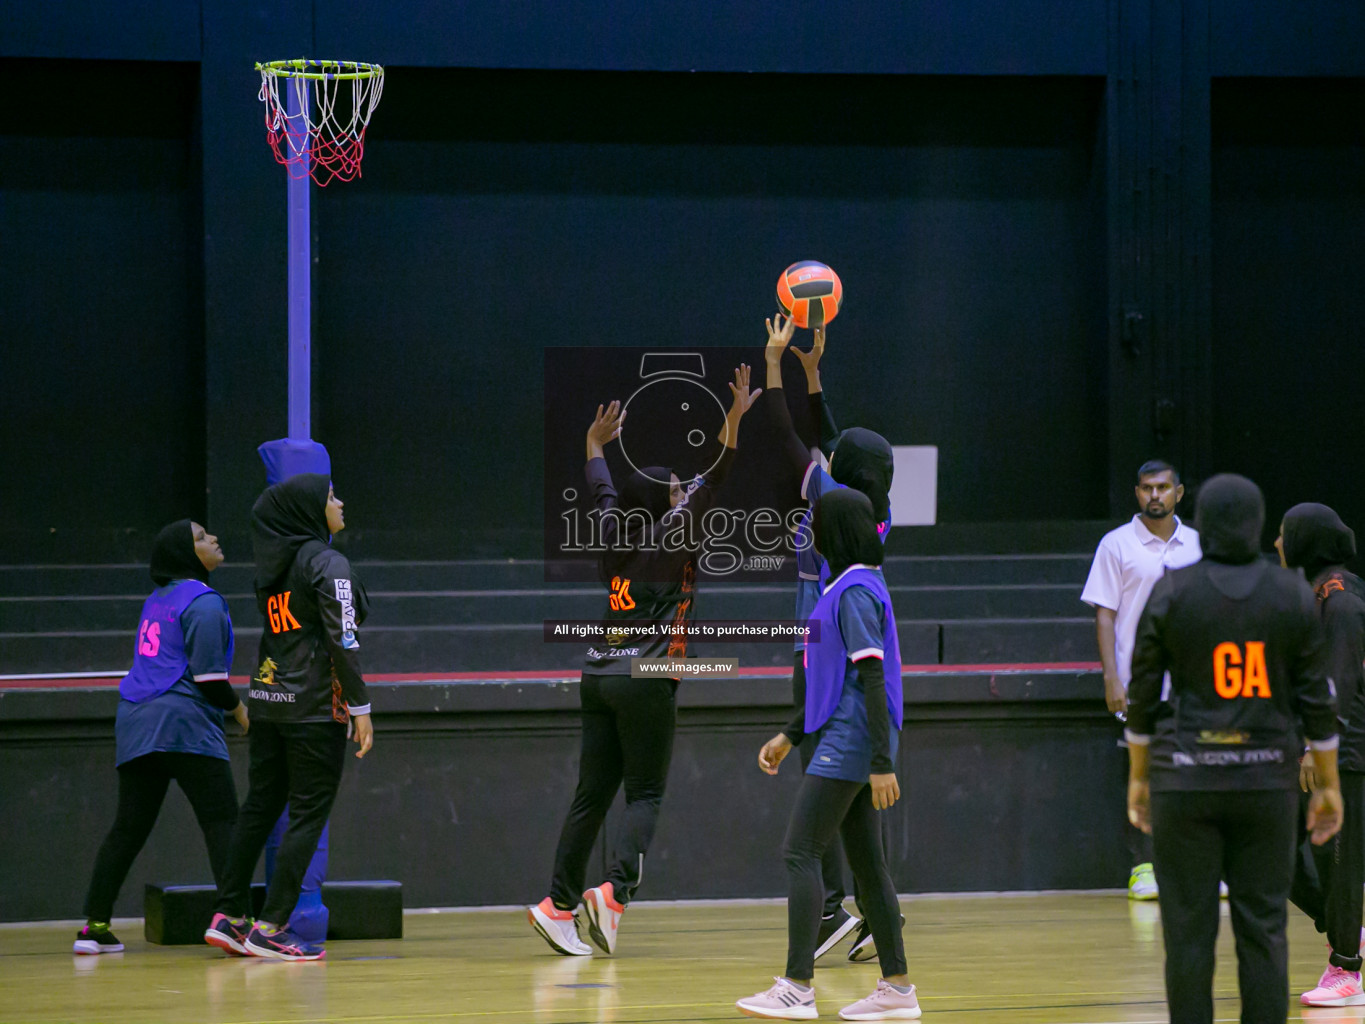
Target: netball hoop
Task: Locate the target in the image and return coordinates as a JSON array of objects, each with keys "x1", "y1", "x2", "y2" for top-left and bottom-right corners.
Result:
[
  {"x1": 254, "y1": 58, "x2": 383, "y2": 445},
  {"x1": 256, "y1": 59, "x2": 384, "y2": 186}
]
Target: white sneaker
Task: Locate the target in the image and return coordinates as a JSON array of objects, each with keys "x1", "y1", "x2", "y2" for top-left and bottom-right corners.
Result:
[
  {"x1": 737, "y1": 977, "x2": 819, "y2": 1020},
  {"x1": 839, "y1": 978, "x2": 922, "y2": 1020},
  {"x1": 582, "y1": 882, "x2": 624, "y2": 955},
  {"x1": 528, "y1": 898, "x2": 591, "y2": 956}
]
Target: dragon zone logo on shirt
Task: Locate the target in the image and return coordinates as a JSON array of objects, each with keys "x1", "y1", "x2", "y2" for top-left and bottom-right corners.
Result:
[{"x1": 335, "y1": 579, "x2": 359, "y2": 649}]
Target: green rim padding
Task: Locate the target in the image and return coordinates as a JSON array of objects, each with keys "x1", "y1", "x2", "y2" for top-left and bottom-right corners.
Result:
[{"x1": 256, "y1": 59, "x2": 383, "y2": 81}]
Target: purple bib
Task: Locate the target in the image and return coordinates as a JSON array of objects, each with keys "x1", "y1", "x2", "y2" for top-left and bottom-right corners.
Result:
[
  {"x1": 804, "y1": 567, "x2": 902, "y2": 732},
  {"x1": 119, "y1": 580, "x2": 222, "y2": 703}
]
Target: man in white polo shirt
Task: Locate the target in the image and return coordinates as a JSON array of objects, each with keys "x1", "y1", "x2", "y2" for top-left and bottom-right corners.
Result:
[{"x1": 1082, "y1": 460, "x2": 1202, "y2": 899}]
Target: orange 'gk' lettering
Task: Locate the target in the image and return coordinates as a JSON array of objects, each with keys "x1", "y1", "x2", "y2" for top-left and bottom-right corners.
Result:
[
  {"x1": 267, "y1": 591, "x2": 302, "y2": 634},
  {"x1": 609, "y1": 576, "x2": 635, "y2": 612}
]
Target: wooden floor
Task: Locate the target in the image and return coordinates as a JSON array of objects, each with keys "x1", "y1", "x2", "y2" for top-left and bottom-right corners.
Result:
[{"x1": 0, "y1": 894, "x2": 1359, "y2": 1023}]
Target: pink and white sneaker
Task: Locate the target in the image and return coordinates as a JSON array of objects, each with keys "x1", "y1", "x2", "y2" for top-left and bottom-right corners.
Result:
[
  {"x1": 528, "y1": 897, "x2": 592, "y2": 956},
  {"x1": 839, "y1": 979, "x2": 922, "y2": 1020},
  {"x1": 582, "y1": 882, "x2": 624, "y2": 955},
  {"x1": 736, "y1": 977, "x2": 818, "y2": 1020},
  {"x1": 1301, "y1": 965, "x2": 1365, "y2": 1007}
]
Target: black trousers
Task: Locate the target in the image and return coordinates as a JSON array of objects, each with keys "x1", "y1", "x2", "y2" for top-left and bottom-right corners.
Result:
[
  {"x1": 783, "y1": 774, "x2": 907, "y2": 982},
  {"x1": 792, "y1": 650, "x2": 874, "y2": 917},
  {"x1": 1289, "y1": 771, "x2": 1365, "y2": 971},
  {"x1": 549, "y1": 674, "x2": 677, "y2": 910},
  {"x1": 213, "y1": 719, "x2": 347, "y2": 927},
  {"x1": 1151, "y1": 788, "x2": 1298, "y2": 1024},
  {"x1": 83, "y1": 751, "x2": 239, "y2": 922}
]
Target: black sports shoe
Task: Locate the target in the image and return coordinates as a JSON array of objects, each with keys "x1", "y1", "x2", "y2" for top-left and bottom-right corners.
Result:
[
  {"x1": 73, "y1": 922, "x2": 124, "y2": 955},
  {"x1": 814, "y1": 906, "x2": 861, "y2": 960},
  {"x1": 847, "y1": 914, "x2": 905, "y2": 962}
]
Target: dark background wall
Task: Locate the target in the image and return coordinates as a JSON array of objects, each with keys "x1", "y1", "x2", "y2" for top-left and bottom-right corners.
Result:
[
  {"x1": 0, "y1": 672, "x2": 1123, "y2": 922},
  {"x1": 1, "y1": 1, "x2": 1362, "y2": 561}
]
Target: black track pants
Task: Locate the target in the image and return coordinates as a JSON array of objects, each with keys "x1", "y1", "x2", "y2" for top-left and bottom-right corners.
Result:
[
  {"x1": 782, "y1": 773, "x2": 906, "y2": 982},
  {"x1": 549, "y1": 674, "x2": 677, "y2": 910},
  {"x1": 83, "y1": 751, "x2": 238, "y2": 922},
  {"x1": 1152, "y1": 788, "x2": 1298, "y2": 1024}
]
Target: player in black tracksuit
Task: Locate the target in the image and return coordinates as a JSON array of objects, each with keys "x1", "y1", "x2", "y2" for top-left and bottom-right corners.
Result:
[
  {"x1": 1126, "y1": 474, "x2": 1343, "y2": 1024},
  {"x1": 1278, "y1": 503, "x2": 1365, "y2": 1005},
  {"x1": 205, "y1": 473, "x2": 373, "y2": 962},
  {"x1": 529, "y1": 365, "x2": 760, "y2": 958}
]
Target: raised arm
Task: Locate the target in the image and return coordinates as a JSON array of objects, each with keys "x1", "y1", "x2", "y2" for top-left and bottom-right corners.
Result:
[
  {"x1": 583, "y1": 401, "x2": 626, "y2": 550},
  {"x1": 761, "y1": 315, "x2": 818, "y2": 478},
  {"x1": 669, "y1": 364, "x2": 761, "y2": 535},
  {"x1": 586, "y1": 400, "x2": 626, "y2": 464}
]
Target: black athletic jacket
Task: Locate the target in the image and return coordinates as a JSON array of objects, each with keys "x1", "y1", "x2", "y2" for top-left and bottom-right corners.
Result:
[
  {"x1": 249, "y1": 540, "x2": 372, "y2": 723},
  {"x1": 1126, "y1": 475, "x2": 1337, "y2": 791},
  {"x1": 1283, "y1": 502, "x2": 1365, "y2": 773},
  {"x1": 582, "y1": 447, "x2": 735, "y2": 674}
]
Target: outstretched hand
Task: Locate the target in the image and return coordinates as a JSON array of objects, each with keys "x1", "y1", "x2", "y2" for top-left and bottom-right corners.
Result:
[
  {"x1": 790, "y1": 325, "x2": 825, "y2": 375},
  {"x1": 727, "y1": 364, "x2": 761, "y2": 417},
  {"x1": 765, "y1": 314, "x2": 797, "y2": 360},
  {"x1": 587, "y1": 400, "x2": 626, "y2": 448}
]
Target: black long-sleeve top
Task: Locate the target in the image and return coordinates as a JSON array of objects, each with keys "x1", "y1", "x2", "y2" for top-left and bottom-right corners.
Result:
[
  {"x1": 760, "y1": 386, "x2": 839, "y2": 484},
  {"x1": 582, "y1": 448, "x2": 736, "y2": 673},
  {"x1": 248, "y1": 541, "x2": 371, "y2": 723},
  {"x1": 1126, "y1": 558, "x2": 1338, "y2": 791},
  {"x1": 1311, "y1": 570, "x2": 1365, "y2": 772}
]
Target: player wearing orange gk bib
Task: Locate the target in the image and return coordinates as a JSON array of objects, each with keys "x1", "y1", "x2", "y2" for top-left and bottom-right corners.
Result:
[{"x1": 531, "y1": 367, "x2": 760, "y2": 957}]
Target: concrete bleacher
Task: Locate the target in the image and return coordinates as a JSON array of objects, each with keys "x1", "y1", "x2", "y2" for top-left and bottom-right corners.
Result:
[{"x1": 0, "y1": 553, "x2": 1099, "y2": 677}]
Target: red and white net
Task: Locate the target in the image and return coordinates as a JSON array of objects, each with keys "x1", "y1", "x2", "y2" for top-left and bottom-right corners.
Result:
[{"x1": 257, "y1": 60, "x2": 384, "y2": 186}]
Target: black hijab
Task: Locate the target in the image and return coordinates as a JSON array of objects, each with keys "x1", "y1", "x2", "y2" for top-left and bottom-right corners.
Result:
[
  {"x1": 1195, "y1": 473, "x2": 1264, "y2": 565},
  {"x1": 150, "y1": 519, "x2": 210, "y2": 586},
  {"x1": 1282, "y1": 502, "x2": 1356, "y2": 583},
  {"x1": 252, "y1": 472, "x2": 331, "y2": 591},
  {"x1": 814, "y1": 488, "x2": 886, "y2": 582},
  {"x1": 830, "y1": 428, "x2": 894, "y2": 525},
  {"x1": 620, "y1": 467, "x2": 674, "y2": 524},
  {"x1": 602, "y1": 466, "x2": 674, "y2": 580}
]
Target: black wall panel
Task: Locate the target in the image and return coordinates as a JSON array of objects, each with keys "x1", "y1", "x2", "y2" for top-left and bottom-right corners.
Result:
[
  {"x1": 1211, "y1": 79, "x2": 1365, "y2": 541},
  {"x1": 0, "y1": 675, "x2": 1123, "y2": 922},
  {"x1": 311, "y1": 71, "x2": 1107, "y2": 556},
  {"x1": 0, "y1": 60, "x2": 204, "y2": 546}
]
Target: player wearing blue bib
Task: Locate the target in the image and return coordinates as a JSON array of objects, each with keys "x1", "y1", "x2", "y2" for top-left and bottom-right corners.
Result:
[
  {"x1": 74, "y1": 520, "x2": 246, "y2": 955},
  {"x1": 760, "y1": 313, "x2": 896, "y2": 963},
  {"x1": 738, "y1": 490, "x2": 920, "y2": 1021}
]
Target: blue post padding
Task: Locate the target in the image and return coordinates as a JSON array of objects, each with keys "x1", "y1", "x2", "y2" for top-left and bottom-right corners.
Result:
[
  {"x1": 264, "y1": 810, "x2": 330, "y2": 942},
  {"x1": 257, "y1": 438, "x2": 331, "y2": 486}
]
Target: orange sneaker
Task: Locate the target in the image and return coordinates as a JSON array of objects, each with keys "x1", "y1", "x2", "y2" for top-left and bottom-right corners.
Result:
[{"x1": 582, "y1": 882, "x2": 624, "y2": 955}]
